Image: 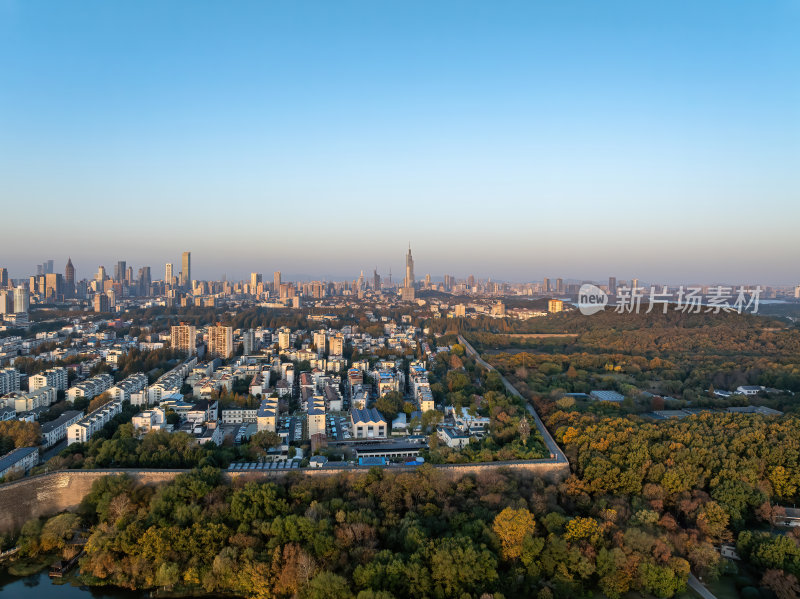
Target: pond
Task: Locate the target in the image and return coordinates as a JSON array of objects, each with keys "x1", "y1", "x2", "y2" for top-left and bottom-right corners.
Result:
[{"x1": 0, "y1": 570, "x2": 146, "y2": 598}]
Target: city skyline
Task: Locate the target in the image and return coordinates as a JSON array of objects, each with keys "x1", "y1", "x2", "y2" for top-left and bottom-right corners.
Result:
[
  {"x1": 1, "y1": 1, "x2": 798, "y2": 282},
  {"x1": 3, "y1": 250, "x2": 798, "y2": 288}
]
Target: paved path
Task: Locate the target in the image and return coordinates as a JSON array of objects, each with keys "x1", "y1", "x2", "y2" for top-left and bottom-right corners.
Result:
[
  {"x1": 458, "y1": 335, "x2": 569, "y2": 464},
  {"x1": 687, "y1": 574, "x2": 718, "y2": 599}
]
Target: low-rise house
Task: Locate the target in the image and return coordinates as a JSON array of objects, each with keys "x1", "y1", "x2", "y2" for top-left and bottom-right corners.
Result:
[
  {"x1": 590, "y1": 390, "x2": 625, "y2": 403},
  {"x1": 131, "y1": 407, "x2": 170, "y2": 433},
  {"x1": 437, "y1": 426, "x2": 471, "y2": 449},
  {"x1": 736, "y1": 385, "x2": 765, "y2": 396},
  {"x1": 221, "y1": 408, "x2": 258, "y2": 424},
  {"x1": 350, "y1": 408, "x2": 387, "y2": 439}
]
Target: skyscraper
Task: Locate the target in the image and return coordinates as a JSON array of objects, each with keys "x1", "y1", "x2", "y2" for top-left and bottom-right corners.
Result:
[
  {"x1": 250, "y1": 272, "x2": 262, "y2": 293},
  {"x1": 402, "y1": 245, "x2": 416, "y2": 301},
  {"x1": 181, "y1": 252, "x2": 191, "y2": 289},
  {"x1": 165, "y1": 263, "x2": 173, "y2": 284},
  {"x1": 0, "y1": 267, "x2": 8, "y2": 288},
  {"x1": 556, "y1": 278, "x2": 563, "y2": 294},
  {"x1": 44, "y1": 273, "x2": 63, "y2": 302},
  {"x1": 274, "y1": 271, "x2": 281, "y2": 292},
  {"x1": 138, "y1": 267, "x2": 151, "y2": 296},
  {"x1": 608, "y1": 277, "x2": 617, "y2": 294},
  {"x1": 13, "y1": 287, "x2": 29, "y2": 313},
  {"x1": 114, "y1": 261, "x2": 126, "y2": 283},
  {"x1": 543, "y1": 278, "x2": 551, "y2": 293},
  {"x1": 65, "y1": 258, "x2": 75, "y2": 297},
  {"x1": 404, "y1": 244, "x2": 415, "y2": 288}
]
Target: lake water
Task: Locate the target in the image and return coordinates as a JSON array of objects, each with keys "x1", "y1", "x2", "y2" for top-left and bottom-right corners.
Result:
[{"x1": 0, "y1": 570, "x2": 146, "y2": 598}]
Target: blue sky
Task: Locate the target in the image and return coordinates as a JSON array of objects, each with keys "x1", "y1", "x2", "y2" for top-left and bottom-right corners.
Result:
[{"x1": 1, "y1": 1, "x2": 798, "y2": 283}]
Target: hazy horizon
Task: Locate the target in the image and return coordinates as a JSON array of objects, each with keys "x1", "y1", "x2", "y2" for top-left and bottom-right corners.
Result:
[{"x1": 1, "y1": 1, "x2": 798, "y2": 283}]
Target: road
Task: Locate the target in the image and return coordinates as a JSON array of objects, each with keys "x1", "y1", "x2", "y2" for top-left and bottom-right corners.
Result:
[
  {"x1": 687, "y1": 574, "x2": 718, "y2": 599},
  {"x1": 457, "y1": 335, "x2": 569, "y2": 464}
]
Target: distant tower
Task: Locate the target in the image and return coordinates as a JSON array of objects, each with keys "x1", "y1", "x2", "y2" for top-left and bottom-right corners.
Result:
[
  {"x1": 404, "y1": 244, "x2": 415, "y2": 288},
  {"x1": 114, "y1": 260, "x2": 126, "y2": 283},
  {"x1": 181, "y1": 252, "x2": 191, "y2": 289},
  {"x1": 65, "y1": 258, "x2": 75, "y2": 297},
  {"x1": 274, "y1": 271, "x2": 281, "y2": 292}
]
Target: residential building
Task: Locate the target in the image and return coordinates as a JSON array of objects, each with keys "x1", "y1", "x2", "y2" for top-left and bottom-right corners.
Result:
[
  {"x1": 171, "y1": 324, "x2": 197, "y2": 355},
  {"x1": 40, "y1": 410, "x2": 83, "y2": 448},
  {"x1": 0, "y1": 368, "x2": 20, "y2": 395},
  {"x1": 67, "y1": 373, "x2": 113, "y2": 402},
  {"x1": 548, "y1": 299, "x2": 564, "y2": 313},
  {"x1": 0, "y1": 446, "x2": 39, "y2": 479},
  {"x1": 131, "y1": 407, "x2": 169, "y2": 433},
  {"x1": 29, "y1": 367, "x2": 68, "y2": 392},
  {"x1": 67, "y1": 398, "x2": 123, "y2": 445},
  {"x1": 208, "y1": 325, "x2": 233, "y2": 359},
  {"x1": 257, "y1": 396, "x2": 279, "y2": 432}
]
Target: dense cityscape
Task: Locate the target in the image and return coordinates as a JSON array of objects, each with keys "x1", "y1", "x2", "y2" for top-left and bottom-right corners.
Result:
[{"x1": 3, "y1": 1, "x2": 799, "y2": 598}]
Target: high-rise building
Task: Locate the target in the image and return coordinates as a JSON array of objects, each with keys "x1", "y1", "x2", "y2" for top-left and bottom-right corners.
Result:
[
  {"x1": 138, "y1": 266, "x2": 151, "y2": 296},
  {"x1": 165, "y1": 263, "x2": 173, "y2": 284},
  {"x1": 556, "y1": 278, "x2": 563, "y2": 294},
  {"x1": 274, "y1": 271, "x2": 281, "y2": 292},
  {"x1": 0, "y1": 267, "x2": 8, "y2": 288},
  {"x1": 0, "y1": 290, "x2": 12, "y2": 314},
  {"x1": 93, "y1": 292, "x2": 109, "y2": 313},
  {"x1": 373, "y1": 268, "x2": 381, "y2": 290},
  {"x1": 404, "y1": 245, "x2": 415, "y2": 289},
  {"x1": 609, "y1": 277, "x2": 617, "y2": 294},
  {"x1": 171, "y1": 325, "x2": 197, "y2": 355},
  {"x1": 242, "y1": 330, "x2": 256, "y2": 355},
  {"x1": 114, "y1": 261, "x2": 126, "y2": 283},
  {"x1": 44, "y1": 273, "x2": 63, "y2": 302},
  {"x1": 65, "y1": 258, "x2": 75, "y2": 297},
  {"x1": 250, "y1": 272, "x2": 262, "y2": 294},
  {"x1": 402, "y1": 245, "x2": 416, "y2": 301},
  {"x1": 126, "y1": 266, "x2": 133, "y2": 285},
  {"x1": 96, "y1": 266, "x2": 106, "y2": 282},
  {"x1": 208, "y1": 325, "x2": 233, "y2": 359},
  {"x1": 13, "y1": 286, "x2": 29, "y2": 313},
  {"x1": 543, "y1": 278, "x2": 551, "y2": 293},
  {"x1": 632, "y1": 278, "x2": 639, "y2": 291},
  {"x1": 181, "y1": 252, "x2": 191, "y2": 289}
]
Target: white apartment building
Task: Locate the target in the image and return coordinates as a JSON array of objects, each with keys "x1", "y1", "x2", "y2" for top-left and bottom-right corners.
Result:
[
  {"x1": 29, "y1": 367, "x2": 68, "y2": 392},
  {"x1": 67, "y1": 373, "x2": 114, "y2": 402},
  {"x1": 67, "y1": 398, "x2": 123, "y2": 445},
  {"x1": 0, "y1": 368, "x2": 20, "y2": 395},
  {"x1": 40, "y1": 410, "x2": 83, "y2": 448},
  {"x1": 107, "y1": 373, "x2": 148, "y2": 403}
]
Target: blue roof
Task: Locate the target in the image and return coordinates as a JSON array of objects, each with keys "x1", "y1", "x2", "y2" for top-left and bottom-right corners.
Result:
[{"x1": 358, "y1": 457, "x2": 386, "y2": 466}]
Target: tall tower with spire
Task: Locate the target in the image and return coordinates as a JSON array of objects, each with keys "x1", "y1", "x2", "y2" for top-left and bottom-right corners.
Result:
[
  {"x1": 404, "y1": 244, "x2": 415, "y2": 289},
  {"x1": 402, "y1": 244, "x2": 416, "y2": 301},
  {"x1": 65, "y1": 258, "x2": 75, "y2": 297}
]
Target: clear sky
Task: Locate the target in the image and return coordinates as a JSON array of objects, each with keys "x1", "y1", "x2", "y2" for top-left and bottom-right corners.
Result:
[{"x1": 1, "y1": 1, "x2": 798, "y2": 284}]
